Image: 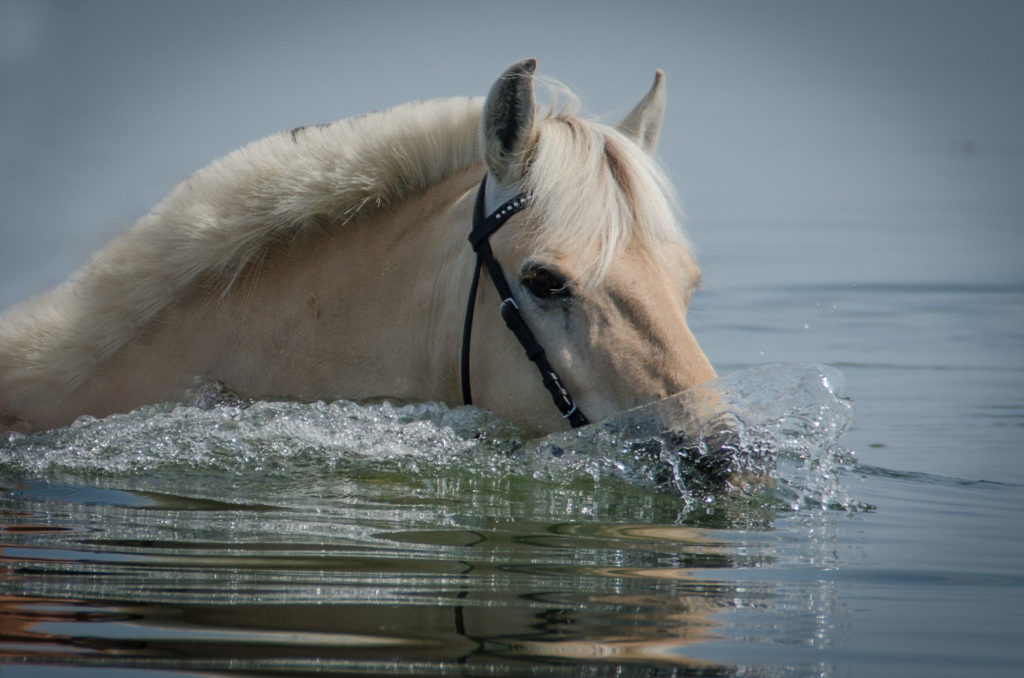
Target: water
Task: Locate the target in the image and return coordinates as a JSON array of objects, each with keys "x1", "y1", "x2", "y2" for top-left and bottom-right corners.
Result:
[
  {"x1": 2, "y1": 211, "x2": 1023, "y2": 677},
  {"x1": 1, "y1": 363, "x2": 861, "y2": 676},
  {"x1": 2, "y1": 214, "x2": 1024, "y2": 678},
  {"x1": 2, "y1": 3, "x2": 1023, "y2": 675},
  {"x1": 3, "y1": 303, "x2": 1022, "y2": 678}
]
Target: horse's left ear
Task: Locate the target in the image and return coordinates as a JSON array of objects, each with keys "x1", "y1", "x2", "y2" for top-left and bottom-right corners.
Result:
[
  {"x1": 617, "y1": 70, "x2": 666, "y2": 155},
  {"x1": 482, "y1": 58, "x2": 537, "y2": 185}
]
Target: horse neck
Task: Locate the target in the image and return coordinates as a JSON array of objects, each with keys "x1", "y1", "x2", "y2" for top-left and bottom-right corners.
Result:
[
  {"x1": 199, "y1": 165, "x2": 485, "y2": 404},
  {"x1": 0, "y1": 166, "x2": 485, "y2": 433}
]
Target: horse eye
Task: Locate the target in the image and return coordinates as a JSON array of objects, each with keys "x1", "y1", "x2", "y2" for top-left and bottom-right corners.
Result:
[{"x1": 521, "y1": 264, "x2": 573, "y2": 300}]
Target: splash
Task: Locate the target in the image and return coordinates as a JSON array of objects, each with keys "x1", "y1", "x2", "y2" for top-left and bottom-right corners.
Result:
[
  {"x1": 1, "y1": 364, "x2": 855, "y2": 516},
  {"x1": 530, "y1": 363, "x2": 855, "y2": 509}
]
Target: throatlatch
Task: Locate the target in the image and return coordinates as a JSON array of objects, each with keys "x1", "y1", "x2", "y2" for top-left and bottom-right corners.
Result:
[{"x1": 460, "y1": 177, "x2": 589, "y2": 428}]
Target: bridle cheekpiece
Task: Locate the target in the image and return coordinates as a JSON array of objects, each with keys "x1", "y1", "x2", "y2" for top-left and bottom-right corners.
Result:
[{"x1": 460, "y1": 176, "x2": 589, "y2": 428}]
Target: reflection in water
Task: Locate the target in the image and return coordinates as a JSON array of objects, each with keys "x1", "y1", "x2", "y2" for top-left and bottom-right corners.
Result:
[
  {"x1": 0, "y1": 512, "x2": 751, "y2": 674},
  {"x1": 0, "y1": 364, "x2": 854, "y2": 675}
]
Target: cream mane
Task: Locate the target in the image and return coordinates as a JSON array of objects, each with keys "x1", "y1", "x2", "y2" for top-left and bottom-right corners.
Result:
[
  {"x1": 0, "y1": 98, "x2": 484, "y2": 392},
  {"x1": 1, "y1": 90, "x2": 690, "y2": 394},
  {"x1": 524, "y1": 87, "x2": 690, "y2": 287}
]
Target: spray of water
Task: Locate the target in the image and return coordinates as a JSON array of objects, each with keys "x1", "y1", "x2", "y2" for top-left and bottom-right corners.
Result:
[{"x1": 1, "y1": 364, "x2": 856, "y2": 519}]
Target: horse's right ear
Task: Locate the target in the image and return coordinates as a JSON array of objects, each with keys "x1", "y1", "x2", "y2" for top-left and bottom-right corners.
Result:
[{"x1": 482, "y1": 58, "x2": 537, "y2": 185}]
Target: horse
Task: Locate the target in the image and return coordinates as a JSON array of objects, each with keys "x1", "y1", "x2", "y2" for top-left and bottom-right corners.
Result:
[{"x1": 0, "y1": 59, "x2": 716, "y2": 436}]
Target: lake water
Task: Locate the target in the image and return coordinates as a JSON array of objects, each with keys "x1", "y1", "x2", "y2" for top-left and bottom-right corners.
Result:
[
  {"x1": 2, "y1": 209, "x2": 1022, "y2": 677},
  {"x1": 2, "y1": 3, "x2": 1023, "y2": 671}
]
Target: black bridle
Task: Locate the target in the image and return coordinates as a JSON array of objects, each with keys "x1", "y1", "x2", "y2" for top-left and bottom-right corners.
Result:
[{"x1": 460, "y1": 176, "x2": 589, "y2": 428}]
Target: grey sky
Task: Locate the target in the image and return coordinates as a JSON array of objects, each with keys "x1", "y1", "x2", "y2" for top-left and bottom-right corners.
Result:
[{"x1": 2, "y1": 0, "x2": 1022, "y2": 307}]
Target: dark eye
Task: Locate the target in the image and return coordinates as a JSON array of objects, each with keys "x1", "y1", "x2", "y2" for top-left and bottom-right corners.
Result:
[{"x1": 520, "y1": 263, "x2": 573, "y2": 300}]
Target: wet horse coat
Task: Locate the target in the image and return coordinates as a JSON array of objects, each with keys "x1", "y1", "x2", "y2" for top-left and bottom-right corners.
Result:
[{"x1": 0, "y1": 60, "x2": 715, "y2": 435}]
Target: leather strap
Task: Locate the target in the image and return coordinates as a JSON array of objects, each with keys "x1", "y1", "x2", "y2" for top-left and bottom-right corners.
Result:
[{"x1": 460, "y1": 177, "x2": 588, "y2": 428}]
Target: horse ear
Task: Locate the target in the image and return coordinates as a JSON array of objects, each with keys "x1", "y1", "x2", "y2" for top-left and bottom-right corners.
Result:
[
  {"x1": 617, "y1": 70, "x2": 666, "y2": 155},
  {"x1": 482, "y1": 58, "x2": 537, "y2": 185}
]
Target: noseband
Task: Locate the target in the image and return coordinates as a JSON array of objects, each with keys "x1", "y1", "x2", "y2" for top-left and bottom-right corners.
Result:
[{"x1": 460, "y1": 177, "x2": 589, "y2": 428}]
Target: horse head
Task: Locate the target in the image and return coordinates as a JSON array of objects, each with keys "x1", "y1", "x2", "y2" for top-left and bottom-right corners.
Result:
[{"x1": 466, "y1": 59, "x2": 717, "y2": 434}]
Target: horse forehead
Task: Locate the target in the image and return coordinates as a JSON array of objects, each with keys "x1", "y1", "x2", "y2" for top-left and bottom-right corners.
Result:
[{"x1": 605, "y1": 241, "x2": 700, "y2": 292}]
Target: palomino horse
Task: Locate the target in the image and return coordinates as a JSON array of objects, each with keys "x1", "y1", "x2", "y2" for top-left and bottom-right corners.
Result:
[{"x1": 0, "y1": 59, "x2": 715, "y2": 436}]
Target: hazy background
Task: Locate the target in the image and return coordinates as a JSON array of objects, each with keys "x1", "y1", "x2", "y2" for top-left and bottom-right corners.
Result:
[{"x1": 2, "y1": 0, "x2": 1022, "y2": 328}]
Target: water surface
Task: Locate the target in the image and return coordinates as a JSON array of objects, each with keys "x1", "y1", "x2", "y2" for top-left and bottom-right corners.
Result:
[
  {"x1": 3, "y1": 263, "x2": 1024, "y2": 678},
  {"x1": 1, "y1": 362, "x2": 861, "y2": 676},
  {"x1": 2, "y1": 3, "x2": 1023, "y2": 675}
]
